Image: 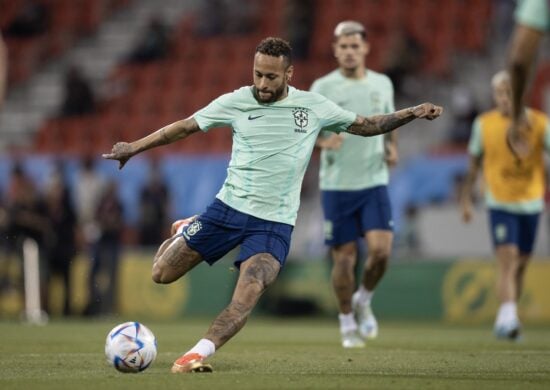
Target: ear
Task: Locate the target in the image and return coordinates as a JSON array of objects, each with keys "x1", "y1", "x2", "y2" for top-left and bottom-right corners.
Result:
[
  {"x1": 286, "y1": 65, "x2": 294, "y2": 81},
  {"x1": 364, "y1": 41, "x2": 371, "y2": 56}
]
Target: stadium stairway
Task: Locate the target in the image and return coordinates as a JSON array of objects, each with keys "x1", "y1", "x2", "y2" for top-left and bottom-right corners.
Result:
[{"x1": 0, "y1": 0, "x2": 194, "y2": 152}]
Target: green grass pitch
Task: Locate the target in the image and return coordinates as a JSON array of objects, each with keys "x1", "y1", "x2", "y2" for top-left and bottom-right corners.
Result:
[{"x1": 0, "y1": 318, "x2": 549, "y2": 389}]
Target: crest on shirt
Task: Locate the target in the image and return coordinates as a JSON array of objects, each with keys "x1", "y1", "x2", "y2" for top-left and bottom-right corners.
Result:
[{"x1": 293, "y1": 107, "x2": 309, "y2": 131}]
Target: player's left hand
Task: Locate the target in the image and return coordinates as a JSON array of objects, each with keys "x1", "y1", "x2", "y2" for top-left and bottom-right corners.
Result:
[
  {"x1": 102, "y1": 142, "x2": 134, "y2": 169},
  {"x1": 411, "y1": 103, "x2": 443, "y2": 120}
]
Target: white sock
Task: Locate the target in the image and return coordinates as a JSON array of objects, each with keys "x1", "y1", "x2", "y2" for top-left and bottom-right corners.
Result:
[
  {"x1": 187, "y1": 338, "x2": 216, "y2": 358},
  {"x1": 339, "y1": 312, "x2": 358, "y2": 334},
  {"x1": 496, "y1": 301, "x2": 518, "y2": 326},
  {"x1": 355, "y1": 285, "x2": 374, "y2": 306}
]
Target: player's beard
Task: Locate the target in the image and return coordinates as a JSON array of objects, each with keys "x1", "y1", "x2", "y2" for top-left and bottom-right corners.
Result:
[
  {"x1": 339, "y1": 56, "x2": 362, "y2": 74},
  {"x1": 253, "y1": 84, "x2": 287, "y2": 103}
]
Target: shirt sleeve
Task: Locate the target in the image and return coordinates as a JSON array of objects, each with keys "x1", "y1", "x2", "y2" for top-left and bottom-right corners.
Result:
[
  {"x1": 515, "y1": 0, "x2": 550, "y2": 32},
  {"x1": 310, "y1": 81, "x2": 329, "y2": 138},
  {"x1": 317, "y1": 96, "x2": 357, "y2": 133},
  {"x1": 385, "y1": 77, "x2": 395, "y2": 113},
  {"x1": 309, "y1": 79, "x2": 322, "y2": 94},
  {"x1": 467, "y1": 117, "x2": 483, "y2": 157},
  {"x1": 192, "y1": 92, "x2": 235, "y2": 132},
  {"x1": 544, "y1": 122, "x2": 550, "y2": 153}
]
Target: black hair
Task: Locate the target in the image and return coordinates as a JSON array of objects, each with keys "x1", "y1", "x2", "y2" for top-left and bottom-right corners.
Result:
[{"x1": 255, "y1": 37, "x2": 292, "y2": 66}]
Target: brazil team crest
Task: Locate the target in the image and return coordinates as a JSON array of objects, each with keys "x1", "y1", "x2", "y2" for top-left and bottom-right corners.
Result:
[
  {"x1": 293, "y1": 107, "x2": 309, "y2": 131},
  {"x1": 183, "y1": 220, "x2": 202, "y2": 240}
]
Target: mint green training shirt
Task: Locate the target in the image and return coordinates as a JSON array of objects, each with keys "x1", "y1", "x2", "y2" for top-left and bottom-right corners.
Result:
[
  {"x1": 193, "y1": 86, "x2": 357, "y2": 226},
  {"x1": 515, "y1": 0, "x2": 550, "y2": 31},
  {"x1": 311, "y1": 69, "x2": 395, "y2": 191}
]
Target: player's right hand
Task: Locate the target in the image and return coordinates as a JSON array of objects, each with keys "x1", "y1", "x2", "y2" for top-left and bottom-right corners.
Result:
[
  {"x1": 102, "y1": 142, "x2": 134, "y2": 169},
  {"x1": 460, "y1": 201, "x2": 473, "y2": 223}
]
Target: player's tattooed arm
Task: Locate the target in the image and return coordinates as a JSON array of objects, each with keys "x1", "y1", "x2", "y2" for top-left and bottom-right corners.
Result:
[
  {"x1": 102, "y1": 117, "x2": 202, "y2": 169},
  {"x1": 347, "y1": 103, "x2": 443, "y2": 137},
  {"x1": 205, "y1": 254, "x2": 280, "y2": 348}
]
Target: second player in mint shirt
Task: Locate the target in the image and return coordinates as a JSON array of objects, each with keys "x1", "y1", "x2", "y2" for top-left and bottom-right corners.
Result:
[
  {"x1": 193, "y1": 85, "x2": 357, "y2": 226},
  {"x1": 311, "y1": 69, "x2": 395, "y2": 190}
]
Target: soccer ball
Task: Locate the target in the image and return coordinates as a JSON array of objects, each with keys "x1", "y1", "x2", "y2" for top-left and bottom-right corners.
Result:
[{"x1": 105, "y1": 322, "x2": 157, "y2": 373}]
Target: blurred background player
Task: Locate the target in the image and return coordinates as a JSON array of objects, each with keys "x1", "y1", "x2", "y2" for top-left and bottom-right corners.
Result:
[
  {"x1": 0, "y1": 33, "x2": 7, "y2": 109},
  {"x1": 459, "y1": 70, "x2": 550, "y2": 340},
  {"x1": 103, "y1": 37, "x2": 442, "y2": 372},
  {"x1": 508, "y1": 0, "x2": 549, "y2": 157},
  {"x1": 311, "y1": 21, "x2": 396, "y2": 348}
]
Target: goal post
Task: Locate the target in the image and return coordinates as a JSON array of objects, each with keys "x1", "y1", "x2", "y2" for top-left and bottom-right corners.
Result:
[{"x1": 22, "y1": 238, "x2": 48, "y2": 325}]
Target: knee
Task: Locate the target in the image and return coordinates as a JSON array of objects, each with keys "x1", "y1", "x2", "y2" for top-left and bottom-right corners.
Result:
[
  {"x1": 369, "y1": 246, "x2": 391, "y2": 265},
  {"x1": 333, "y1": 253, "x2": 356, "y2": 271},
  {"x1": 332, "y1": 256, "x2": 356, "y2": 282},
  {"x1": 151, "y1": 261, "x2": 173, "y2": 284}
]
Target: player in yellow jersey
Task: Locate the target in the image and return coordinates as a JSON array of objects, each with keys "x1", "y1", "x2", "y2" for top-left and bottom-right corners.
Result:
[{"x1": 460, "y1": 70, "x2": 550, "y2": 340}]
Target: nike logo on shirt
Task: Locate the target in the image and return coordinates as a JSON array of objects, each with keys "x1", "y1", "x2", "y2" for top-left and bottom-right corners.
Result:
[{"x1": 248, "y1": 114, "x2": 265, "y2": 120}]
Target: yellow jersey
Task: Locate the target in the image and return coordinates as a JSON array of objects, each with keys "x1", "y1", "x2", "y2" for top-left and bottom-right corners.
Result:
[{"x1": 468, "y1": 108, "x2": 550, "y2": 213}]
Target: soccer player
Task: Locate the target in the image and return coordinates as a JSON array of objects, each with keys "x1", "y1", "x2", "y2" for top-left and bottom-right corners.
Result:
[
  {"x1": 459, "y1": 70, "x2": 550, "y2": 340},
  {"x1": 310, "y1": 21, "x2": 397, "y2": 348},
  {"x1": 103, "y1": 37, "x2": 442, "y2": 373},
  {"x1": 508, "y1": 0, "x2": 549, "y2": 157}
]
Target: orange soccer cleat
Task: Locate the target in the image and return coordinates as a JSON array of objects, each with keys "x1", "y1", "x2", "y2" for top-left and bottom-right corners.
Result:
[
  {"x1": 171, "y1": 353, "x2": 213, "y2": 373},
  {"x1": 170, "y1": 215, "x2": 198, "y2": 236}
]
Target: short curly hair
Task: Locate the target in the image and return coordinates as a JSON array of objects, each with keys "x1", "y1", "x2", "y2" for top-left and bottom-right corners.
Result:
[{"x1": 255, "y1": 37, "x2": 292, "y2": 66}]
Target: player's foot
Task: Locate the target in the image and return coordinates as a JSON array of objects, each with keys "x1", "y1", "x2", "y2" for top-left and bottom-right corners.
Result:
[
  {"x1": 171, "y1": 215, "x2": 198, "y2": 236},
  {"x1": 171, "y1": 353, "x2": 213, "y2": 373},
  {"x1": 341, "y1": 330, "x2": 365, "y2": 348},
  {"x1": 352, "y1": 292, "x2": 378, "y2": 340},
  {"x1": 494, "y1": 320, "x2": 522, "y2": 341}
]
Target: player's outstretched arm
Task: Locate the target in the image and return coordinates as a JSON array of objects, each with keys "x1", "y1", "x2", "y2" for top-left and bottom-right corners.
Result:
[
  {"x1": 346, "y1": 103, "x2": 443, "y2": 137},
  {"x1": 507, "y1": 25, "x2": 543, "y2": 158},
  {"x1": 102, "y1": 117, "x2": 201, "y2": 169},
  {"x1": 508, "y1": 24, "x2": 543, "y2": 124}
]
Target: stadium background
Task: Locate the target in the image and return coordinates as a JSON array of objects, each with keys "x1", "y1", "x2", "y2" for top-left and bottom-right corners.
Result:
[{"x1": 0, "y1": 0, "x2": 549, "y2": 324}]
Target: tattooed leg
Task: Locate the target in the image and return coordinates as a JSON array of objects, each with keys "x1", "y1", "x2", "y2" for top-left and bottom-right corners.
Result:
[
  {"x1": 204, "y1": 253, "x2": 281, "y2": 349},
  {"x1": 152, "y1": 236, "x2": 202, "y2": 284}
]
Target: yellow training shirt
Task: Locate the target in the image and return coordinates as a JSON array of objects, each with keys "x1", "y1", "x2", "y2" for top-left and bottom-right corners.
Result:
[{"x1": 468, "y1": 108, "x2": 550, "y2": 213}]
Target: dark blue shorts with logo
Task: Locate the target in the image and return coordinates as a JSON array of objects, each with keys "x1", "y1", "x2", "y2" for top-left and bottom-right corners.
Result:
[
  {"x1": 488, "y1": 208, "x2": 540, "y2": 254},
  {"x1": 321, "y1": 185, "x2": 393, "y2": 246},
  {"x1": 181, "y1": 198, "x2": 293, "y2": 268}
]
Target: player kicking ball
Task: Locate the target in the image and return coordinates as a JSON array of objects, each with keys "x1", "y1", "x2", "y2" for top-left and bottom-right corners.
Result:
[{"x1": 104, "y1": 37, "x2": 442, "y2": 373}]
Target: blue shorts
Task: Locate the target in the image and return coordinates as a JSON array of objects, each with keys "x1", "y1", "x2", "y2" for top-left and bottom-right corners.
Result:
[
  {"x1": 489, "y1": 209, "x2": 540, "y2": 254},
  {"x1": 181, "y1": 198, "x2": 293, "y2": 267},
  {"x1": 321, "y1": 185, "x2": 393, "y2": 246}
]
